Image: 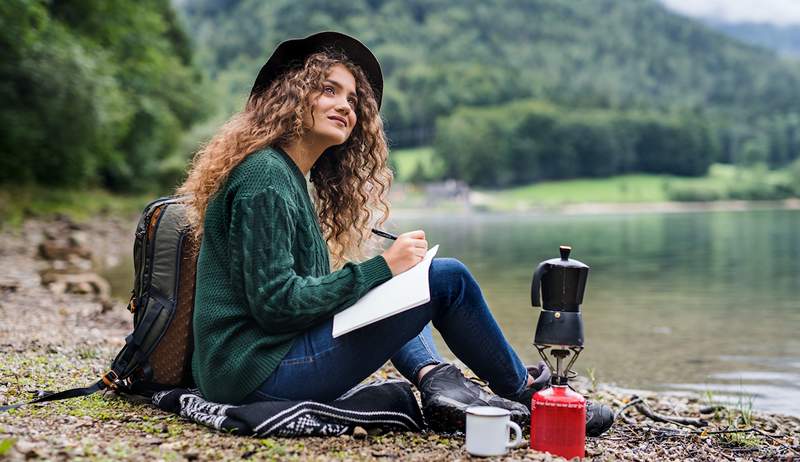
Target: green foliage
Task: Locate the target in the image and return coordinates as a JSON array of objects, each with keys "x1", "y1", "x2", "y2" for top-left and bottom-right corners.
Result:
[
  {"x1": 0, "y1": 0, "x2": 208, "y2": 191},
  {"x1": 790, "y1": 158, "x2": 800, "y2": 195},
  {"x1": 665, "y1": 163, "x2": 796, "y2": 201},
  {"x1": 179, "y1": 0, "x2": 800, "y2": 168},
  {"x1": 664, "y1": 184, "x2": 725, "y2": 202},
  {"x1": 434, "y1": 100, "x2": 715, "y2": 187},
  {"x1": 391, "y1": 146, "x2": 444, "y2": 182},
  {"x1": 481, "y1": 163, "x2": 799, "y2": 207},
  {"x1": 0, "y1": 186, "x2": 151, "y2": 228},
  {"x1": 0, "y1": 439, "x2": 15, "y2": 456},
  {"x1": 714, "y1": 22, "x2": 800, "y2": 59}
]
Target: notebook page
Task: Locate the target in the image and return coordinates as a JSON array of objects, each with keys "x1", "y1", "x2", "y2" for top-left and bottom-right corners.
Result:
[{"x1": 332, "y1": 245, "x2": 439, "y2": 338}]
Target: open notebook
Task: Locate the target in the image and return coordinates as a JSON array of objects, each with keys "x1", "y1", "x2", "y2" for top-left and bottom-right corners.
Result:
[{"x1": 332, "y1": 245, "x2": 439, "y2": 338}]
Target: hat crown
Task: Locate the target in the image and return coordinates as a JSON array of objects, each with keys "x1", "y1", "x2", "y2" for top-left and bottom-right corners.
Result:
[{"x1": 250, "y1": 31, "x2": 383, "y2": 110}]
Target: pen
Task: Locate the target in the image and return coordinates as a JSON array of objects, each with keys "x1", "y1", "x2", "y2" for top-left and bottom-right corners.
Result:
[{"x1": 371, "y1": 228, "x2": 398, "y2": 240}]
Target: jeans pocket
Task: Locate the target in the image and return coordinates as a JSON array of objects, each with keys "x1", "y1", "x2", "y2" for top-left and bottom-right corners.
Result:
[{"x1": 280, "y1": 355, "x2": 315, "y2": 366}]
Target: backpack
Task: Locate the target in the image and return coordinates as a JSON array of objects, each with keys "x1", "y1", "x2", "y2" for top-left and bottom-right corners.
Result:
[{"x1": 1, "y1": 196, "x2": 199, "y2": 411}]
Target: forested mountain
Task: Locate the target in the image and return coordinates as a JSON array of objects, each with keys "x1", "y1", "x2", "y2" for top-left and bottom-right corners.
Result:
[
  {"x1": 177, "y1": 0, "x2": 800, "y2": 166},
  {"x1": 4, "y1": 0, "x2": 798, "y2": 191},
  {"x1": 707, "y1": 21, "x2": 800, "y2": 58}
]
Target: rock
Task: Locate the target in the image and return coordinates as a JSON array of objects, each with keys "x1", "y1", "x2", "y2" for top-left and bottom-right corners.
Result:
[
  {"x1": 66, "y1": 254, "x2": 93, "y2": 271},
  {"x1": 39, "y1": 271, "x2": 111, "y2": 304},
  {"x1": 66, "y1": 281, "x2": 93, "y2": 295},
  {"x1": 37, "y1": 239, "x2": 92, "y2": 261},
  {"x1": 14, "y1": 440, "x2": 39, "y2": 459},
  {"x1": 0, "y1": 279, "x2": 18, "y2": 293},
  {"x1": 68, "y1": 231, "x2": 89, "y2": 248},
  {"x1": 352, "y1": 426, "x2": 368, "y2": 439}
]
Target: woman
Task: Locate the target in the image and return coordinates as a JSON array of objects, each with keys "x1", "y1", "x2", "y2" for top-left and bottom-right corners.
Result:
[{"x1": 178, "y1": 31, "x2": 612, "y2": 435}]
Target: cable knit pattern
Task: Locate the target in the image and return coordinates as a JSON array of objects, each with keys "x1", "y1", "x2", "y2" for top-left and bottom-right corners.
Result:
[{"x1": 192, "y1": 147, "x2": 393, "y2": 404}]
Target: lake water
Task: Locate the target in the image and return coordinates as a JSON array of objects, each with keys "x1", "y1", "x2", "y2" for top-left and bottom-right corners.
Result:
[
  {"x1": 102, "y1": 208, "x2": 800, "y2": 416},
  {"x1": 388, "y1": 208, "x2": 800, "y2": 417}
]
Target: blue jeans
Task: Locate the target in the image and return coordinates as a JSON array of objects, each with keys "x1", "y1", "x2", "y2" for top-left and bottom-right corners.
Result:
[{"x1": 244, "y1": 258, "x2": 529, "y2": 403}]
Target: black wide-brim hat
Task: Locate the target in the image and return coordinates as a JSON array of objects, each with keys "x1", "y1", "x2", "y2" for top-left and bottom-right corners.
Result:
[{"x1": 249, "y1": 31, "x2": 383, "y2": 109}]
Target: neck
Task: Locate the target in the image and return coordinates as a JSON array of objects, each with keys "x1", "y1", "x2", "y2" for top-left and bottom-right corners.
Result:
[{"x1": 280, "y1": 135, "x2": 331, "y2": 175}]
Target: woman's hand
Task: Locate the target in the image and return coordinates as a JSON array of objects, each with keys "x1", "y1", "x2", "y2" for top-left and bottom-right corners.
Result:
[{"x1": 381, "y1": 230, "x2": 428, "y2": 276}]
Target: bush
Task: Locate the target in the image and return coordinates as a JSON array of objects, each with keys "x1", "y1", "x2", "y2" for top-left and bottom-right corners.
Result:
[{"x1": 665, "y1": 183, "x2": 724, "y2": 202}]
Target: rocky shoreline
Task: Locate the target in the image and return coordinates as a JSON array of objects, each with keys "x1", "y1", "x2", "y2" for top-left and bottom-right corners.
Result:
[{"x1": 1, "y1": 217, "x2": 798, "y2": 461}]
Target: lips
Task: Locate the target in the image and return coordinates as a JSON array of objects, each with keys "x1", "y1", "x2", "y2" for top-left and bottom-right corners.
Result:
[{"x1": 328, "y1": 115, "x2": 347, "y2": 127}]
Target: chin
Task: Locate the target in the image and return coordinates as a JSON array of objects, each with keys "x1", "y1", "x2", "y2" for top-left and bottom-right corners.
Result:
[{"x1": 324, "y1": 131, "x2": 351, "y2": 147}]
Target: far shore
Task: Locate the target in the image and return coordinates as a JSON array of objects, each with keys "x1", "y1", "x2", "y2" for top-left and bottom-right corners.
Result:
[{"x1": 389, "y1": 197, "x2": 800, "y2": 219}]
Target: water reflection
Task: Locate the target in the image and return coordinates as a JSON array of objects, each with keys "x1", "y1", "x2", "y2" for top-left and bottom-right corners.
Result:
[
  {"x1": 100, "y1": 209, "x2": 800, "y2": 415},
  {"x1": 389, "y1": 209, "x2": 800, "y2": 416}
]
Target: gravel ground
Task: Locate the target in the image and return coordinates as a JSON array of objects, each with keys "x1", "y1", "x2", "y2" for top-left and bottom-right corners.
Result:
[{"x1": 1, "y1": 218, "x2": 798, "y2": 461}]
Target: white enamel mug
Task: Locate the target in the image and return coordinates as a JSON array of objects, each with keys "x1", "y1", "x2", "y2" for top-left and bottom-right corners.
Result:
[{"x1": 465, "y1": 406, "x2": 524, "y2": 457}]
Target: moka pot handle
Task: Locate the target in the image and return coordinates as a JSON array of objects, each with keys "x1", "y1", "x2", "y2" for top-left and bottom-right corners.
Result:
[{"x1": 531, "y1": 262, "x2": 549, "y2": 307}]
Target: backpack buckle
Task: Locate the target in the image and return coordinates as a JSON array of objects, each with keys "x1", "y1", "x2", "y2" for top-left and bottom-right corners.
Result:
[
  {"x1": 102, "y1": 370, "x2": 121, "y2": 390},
  {"x1": 127, "y1": 294, "x2": 136, "y2": 314}
]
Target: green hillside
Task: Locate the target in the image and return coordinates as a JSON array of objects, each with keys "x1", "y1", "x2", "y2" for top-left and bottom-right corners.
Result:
[
  {"x1": 4, "y1": 0, "x2": 799, "y2": 194},
  {"x1": 177, "y1": 0, "x2": 800, "y2": 161}
]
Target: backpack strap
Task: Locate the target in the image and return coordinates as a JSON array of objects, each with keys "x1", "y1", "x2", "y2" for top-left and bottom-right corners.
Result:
[
  {"x1": 2, "y1": 296, "x2": 174, "y2": 412},
  {"x1": 0, "y1": 369, "x2": 124, "y2": 412}
]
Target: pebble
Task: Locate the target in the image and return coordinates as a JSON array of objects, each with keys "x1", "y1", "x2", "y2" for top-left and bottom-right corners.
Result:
[
  {"x1": 353, "y1": 426, "x2": 368, "y2": 439},
  {"x1": 14, "y1": 440, "x2": 39, "y2": 458}
]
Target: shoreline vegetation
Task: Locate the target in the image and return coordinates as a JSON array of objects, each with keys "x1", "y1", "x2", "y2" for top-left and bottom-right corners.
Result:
[
  {"x1": 1, "y1": 217, "x2": 799, "y2": 460},
  {"x1": 2, "y1": 162, "x2": 800, "y2": 229}
]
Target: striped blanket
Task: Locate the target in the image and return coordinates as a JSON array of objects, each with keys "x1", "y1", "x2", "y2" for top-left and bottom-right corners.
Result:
[{"x1": 152, "y1": 380, "x2": 424, "y2": 437}]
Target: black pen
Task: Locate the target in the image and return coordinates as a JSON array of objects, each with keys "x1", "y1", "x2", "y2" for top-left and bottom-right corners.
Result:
[{"x1": 371, "y1": 228, "x2": 398, "y2": 240}]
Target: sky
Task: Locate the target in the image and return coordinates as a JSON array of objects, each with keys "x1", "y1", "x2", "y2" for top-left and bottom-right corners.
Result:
[{"x1": 660, "y1": 0, "x2": 800, "y2": 26}]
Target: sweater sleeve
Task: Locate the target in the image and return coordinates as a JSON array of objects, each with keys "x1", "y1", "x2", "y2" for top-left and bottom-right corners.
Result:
[{"x1": 230, "y1": 188, "x2": 393, "y2": 334}]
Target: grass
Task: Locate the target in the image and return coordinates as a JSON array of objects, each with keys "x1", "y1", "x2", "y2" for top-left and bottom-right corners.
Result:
[
  {"x1": 0, "y1": 439, "x2": 15, "y2": 456},
  {"x1": 390, "y1": 146, "x2": 445, "y2": 183},
  {"x1": 0, "y1": 186, "x2": 152, "y2": 228},
  {"x1": 486, "y1": 174, "x2": 675, "y2": 206},
  {"x1": 388, "y1": 147, "x2": 798, "y2": 207},
  {"x1": 722, "y1": 392, "x2": 760, "y2": 447},
  {"x1": 480, "y1": 163, "x2": 796, "y2": 209},
  {"x1": 701, "y1": 387, "x2": 761, "y2": 448}
]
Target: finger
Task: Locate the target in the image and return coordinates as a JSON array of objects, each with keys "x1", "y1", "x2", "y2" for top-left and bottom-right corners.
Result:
[
  {"x1": 404, "y1": 229, "x2": 425, "y2": 239},
  {"x1": 413, "y1": 239, "x2": 428, "y2": 248}
]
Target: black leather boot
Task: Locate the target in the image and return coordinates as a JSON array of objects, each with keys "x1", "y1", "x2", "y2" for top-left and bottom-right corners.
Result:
[{"x1": 418, "y1": 363, "x2": 529, "y2": 433}]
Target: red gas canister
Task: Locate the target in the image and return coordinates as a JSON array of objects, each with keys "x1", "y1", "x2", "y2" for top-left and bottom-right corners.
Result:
[{"x1": 530, "y1": 385, "x2": 586, "y2": 459}]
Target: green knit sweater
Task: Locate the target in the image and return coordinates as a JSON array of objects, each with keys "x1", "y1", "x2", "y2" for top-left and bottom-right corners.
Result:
[{"x1": 191, "y1": 146, "x2": 393, "y2": 404}]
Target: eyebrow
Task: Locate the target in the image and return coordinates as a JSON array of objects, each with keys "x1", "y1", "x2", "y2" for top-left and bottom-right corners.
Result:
[{"x1": 324, "y1": 79, "x2": 358, "y2": 99}]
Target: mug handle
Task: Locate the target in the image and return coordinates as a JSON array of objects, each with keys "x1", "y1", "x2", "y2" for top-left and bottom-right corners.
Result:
[{"x1": 505, "y1": 421, "x2": 523, "y2": 448}]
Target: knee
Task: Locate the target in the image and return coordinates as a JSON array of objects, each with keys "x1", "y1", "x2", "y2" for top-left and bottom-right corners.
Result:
[
  {"x1": 429, "y1": 258, "x2": 477, "y2": 300},
  {"x1": 430, "y1": 257, "x2": 470, "y2": 279}
]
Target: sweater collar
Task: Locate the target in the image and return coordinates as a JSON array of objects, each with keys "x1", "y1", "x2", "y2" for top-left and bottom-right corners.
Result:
[{"x1": 272, "y1": 145, "x2": 310, "y2": 189}]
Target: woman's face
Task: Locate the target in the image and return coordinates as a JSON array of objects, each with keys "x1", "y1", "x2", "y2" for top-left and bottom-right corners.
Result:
[{"x1": 305, "y1": 64, "x2": 358, "y2": 147}]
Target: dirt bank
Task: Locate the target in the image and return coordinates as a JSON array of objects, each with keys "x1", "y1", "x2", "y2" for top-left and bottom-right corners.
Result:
[{"x1": 1, "y1": 218, "x2": 798, "y2": 461}]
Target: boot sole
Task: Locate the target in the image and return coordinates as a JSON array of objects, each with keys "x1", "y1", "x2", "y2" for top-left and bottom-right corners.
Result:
[
  {"x1": 423, "y1": 402, "x2": 467, "y2": 434},
  {"x1": 423, "y1": 402, "x2": 530, "y2": 434}
]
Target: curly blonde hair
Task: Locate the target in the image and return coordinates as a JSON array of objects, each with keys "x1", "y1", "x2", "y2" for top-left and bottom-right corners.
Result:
[{"x1": 178, "y1": 51, "x2": 392, "y2": 268}]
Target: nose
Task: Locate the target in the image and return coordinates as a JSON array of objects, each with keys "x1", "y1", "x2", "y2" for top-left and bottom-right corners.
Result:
[{"x1": 335, "y1": 100, "x2": 350, "y2": 115}]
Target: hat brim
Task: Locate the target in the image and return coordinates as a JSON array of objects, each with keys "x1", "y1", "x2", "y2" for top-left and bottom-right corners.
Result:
[{"x1": 249, "y1": 31, "x2": 383, "y2": 110}]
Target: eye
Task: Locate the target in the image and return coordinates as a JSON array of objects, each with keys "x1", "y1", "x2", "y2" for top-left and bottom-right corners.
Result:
[
  {"x1": 347, "y1": 97, "x2": 358, "y2": 108},
  {"x1": 323, "y1": 85, "x2": 335, "y2": 95}
]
